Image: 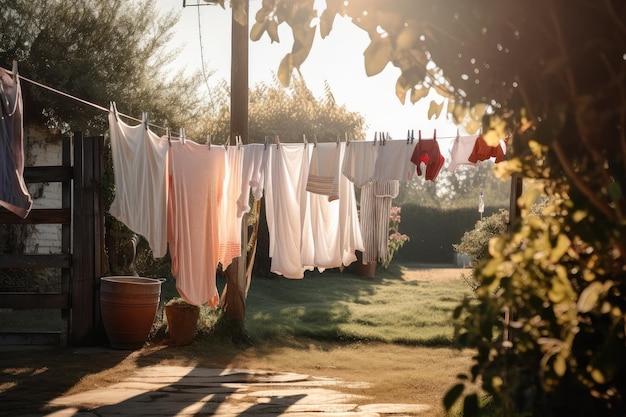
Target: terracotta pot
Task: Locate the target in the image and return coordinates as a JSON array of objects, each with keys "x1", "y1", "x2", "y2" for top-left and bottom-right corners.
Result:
[
  {"x1": 100, "y1": 276, "x2": 163, "y2": 349},
  {"x1": 165, "y1": 302, "x2": 200, "y2": 346}
]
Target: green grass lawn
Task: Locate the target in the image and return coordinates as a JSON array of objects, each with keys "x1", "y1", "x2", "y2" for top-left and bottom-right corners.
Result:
[{"x1": 160, "y1": 263, "x2": 472, "y2": 347}]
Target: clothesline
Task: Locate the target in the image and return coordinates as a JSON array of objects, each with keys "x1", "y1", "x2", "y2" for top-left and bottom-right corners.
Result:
[{"x1": 8, "y1": 64, "x2": 473, "y2": 143}]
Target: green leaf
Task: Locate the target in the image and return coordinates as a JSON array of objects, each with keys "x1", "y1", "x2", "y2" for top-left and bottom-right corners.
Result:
[
  {"x1": 319, "y1": 8, "x2": 337, "y2": 39},
  {"x1": 233, "y1": 1, "x2": 248, "y2": 27},
  {"x1": 291, "y1": 25, "x2": 316, "y2": 67},
  {"x1": 608, "y1": 181, "x2": 623, "y2": 203},
  {"x1": 572, "y1": 210, "x2": 587, "y2": 223},
  {"x1": 553, "y1": 353, "x2": 567, "y2": 377},
  {"x1": 267, "y1": 20, "x2": 280, "y2": 43},
  {"x1": 277, "y1": 53, "x2": 293, "y2": 87},
  {"x1": 250, "y1": 21, "x2": 267, "y2": 42},
  {"x1": 428, "y1": 99, "x2": 444, "y2": 119},
  {"x1": 463, "y1": 393, "x2": 479, "y2": 417},
  {"x1": 577, "y1": 281, "x2": 603, "y2": 313},
  {"x1": 363, "y1": 36, "x2": 392, "y2": 76},
  {"x1": 590, "y1": 367, "x2": 606, "y2": 384},
  {"x1": 549, "y1": 233, "x2": 570, "y2": 262},
  {"x1": 410, "y1": 84, "x2": 428, "y2": 104},
  {"x1": 443, "y1": 383, "x2": 465, "y2": 411},
  {"x1": 395, "y1": 76, "x2": 410, "y2": 104},
  {"x1": 254, "y1": 6, "x2": 271, "y2": 23},
  {"x1": 548, "y1": 278, "x2": 569, "y2": 303}
]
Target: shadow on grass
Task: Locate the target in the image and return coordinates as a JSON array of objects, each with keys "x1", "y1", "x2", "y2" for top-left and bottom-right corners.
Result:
[{"x1": 241, "y1": 262, "x2": 459, "y2": 347}]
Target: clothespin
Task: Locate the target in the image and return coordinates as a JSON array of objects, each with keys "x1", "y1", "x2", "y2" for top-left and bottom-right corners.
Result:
[
  {"x1": 142, "y1": 112, "x2": 148, "y2": 131},
  {"x1": 237, "y1": 135, "x2": 242, "y2": 149},
  {"x1": 264, "y1": 136, "x2": 268, "y2": 150},
  {"x1": 166, "y1": 127, "x2": 172, "y2": 147},
  {"x1": 433, "y1": 129, "x2": 437, "y2": 140},
  {"x1": 275, "y1": 135, "x2": 280, "y2": 149},
  {"x1": 411, "y1": 129, "x2": 415, "y2": 144},
  {"x1": 303, "y1": 134, "x2": 308, "y2": 148},
  {"x1": 313, "y1": 134, "x2": 318, "y2": 148},
  {"x1": 225, "y1": 135, "x2": 230, "y2": 150},
  {"x1": 373, "y1": 131, "x2": 377, "y2": 146},
  {"x1": 456, "y1": 128, "x2": 460, "y2": 138},
  {"x1": 346, "y1": 132, "x2": 351, "y2": 146},
  {"x1": 336, "y1": 133, "x2": 340, "y2": 147},
  {"x1": 418, "y1": 130, "x2": 422, "y2": 142},
  {"x1": 407, "y1": 129, "x2": 411, "y2": 145},
  {"x1": 207, "y1": 134, "x2": 211, "y2": 149},
  {"x1": 180, "y1": 128, "x2": 186, "y2": 145}
]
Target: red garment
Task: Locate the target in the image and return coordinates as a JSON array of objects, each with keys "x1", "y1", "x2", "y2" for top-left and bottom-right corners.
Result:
[
  {"x1": 468, "y1": 135, "x2": 505, "y2": 163},
  {"x1": 410, "y1": 139, "x2": 445, "y2": 181}
]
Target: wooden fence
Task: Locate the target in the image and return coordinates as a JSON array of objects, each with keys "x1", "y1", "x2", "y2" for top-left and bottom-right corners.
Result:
[{"x1": 0, "y1": 133, "x2": 104, "y2": 346}]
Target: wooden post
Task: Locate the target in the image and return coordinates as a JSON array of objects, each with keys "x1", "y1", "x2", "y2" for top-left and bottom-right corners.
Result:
[
  {"x1": 60, "y1": 136, "x2": 71, "y2": 345},
  {"x1": 223, "y1": 0, "x2": 250, "y2": 325},
  {"x1": 71, "y1": 133, "x2": 105, "y2": 345},
  {"x1": 508, "y1": 174, "x2": 523, "y2": 233},
  {"x1": 230, "y1": 0, "x2": 249, "y2": 144}
]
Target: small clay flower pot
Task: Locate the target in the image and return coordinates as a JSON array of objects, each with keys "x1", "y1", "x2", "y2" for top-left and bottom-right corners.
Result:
[{"x1": 164, "y1": 298, "x2": 200, "y2": 346}]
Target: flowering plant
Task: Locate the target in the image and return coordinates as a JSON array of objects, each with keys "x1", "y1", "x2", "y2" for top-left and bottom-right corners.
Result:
[{"x1": 382, "y1": 206, "x2": 410, "y2": 268}]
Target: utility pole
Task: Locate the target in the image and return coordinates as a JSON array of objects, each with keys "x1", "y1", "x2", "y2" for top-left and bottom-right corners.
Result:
[{"x1": 222, "y1": 0, "x2": 249, "y2": 325}]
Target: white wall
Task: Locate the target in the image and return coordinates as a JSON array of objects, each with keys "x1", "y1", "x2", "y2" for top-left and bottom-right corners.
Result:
[{"x1": 23, "y1": 129, "x2": 64, "y2": 255}]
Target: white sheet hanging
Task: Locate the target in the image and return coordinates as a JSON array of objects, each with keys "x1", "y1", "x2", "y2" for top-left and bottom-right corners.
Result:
[
  {"x1": 301, "y1": 142, "x2": 364, "y2": 271},
  {"x1": 108, "y1": 103, "x2": 169, "y2": 258},
  {"x1": 447, "y1": 135, "x2": 479, "y2": 172},
  {"x1": 306, "y1": 143, "x2": 341, "y2": 200},
  {"x1": 237, "y1": 143, "x2": 266, "y2": 217},
  {"x1": 341, "y1": 140, "x2": 379, "y2": 188},
  {"x1": 265, "y1": 143, "x2": 313, "y2": 278},
  {"x1": 218, "y1": 145, "x2": 243, "y2": 268},
  {"x1": 372, "y1": 139, "x2": 417, "y2": 182}
]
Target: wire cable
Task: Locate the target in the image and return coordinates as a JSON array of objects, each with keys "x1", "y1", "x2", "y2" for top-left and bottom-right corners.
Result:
[
  {"x1": 196, "y1": 0, "x2": 213, "y2": 93},
  {"x1": 16, "y1": 73, "x2": 174, "y2": 134}
]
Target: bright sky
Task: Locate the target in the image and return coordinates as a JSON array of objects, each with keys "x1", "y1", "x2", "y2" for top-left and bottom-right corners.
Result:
[{"x1": 156, "y1": 0, "x2": 460, "y2": 146}]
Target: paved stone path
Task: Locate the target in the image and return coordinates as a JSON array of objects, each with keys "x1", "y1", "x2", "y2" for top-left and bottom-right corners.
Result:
[{"x1": 43, "y1": 365, "x2": 432, "y2": 416}]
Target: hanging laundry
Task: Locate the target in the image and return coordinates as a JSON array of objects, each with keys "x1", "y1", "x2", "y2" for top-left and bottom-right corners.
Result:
[
  {"x1": 467, "y1": 135, "x2": 506, "y2": 163},
  {"x1": 372, "y1": 139, "x2": 417, "y2": 182},
  {"x1": 301, "y1": 142, "x2": 364, "y2": 270},
  {"x1": 264, "y1": 143, "x2": 313, "y2": 278},
  {"x1": 306, "y1": 142, "x2": 341, "y2": 201},
  {"x1": 341, "y1": 140, "x2": 379, "y2": 188},
  {"x1": 410, "y1": 136, "x2": 445, "y2": 181},
  {"x1": 108, "y1": 103, "x2": 169, "y2": 257},
  {"x1": 359, "y1": 180, "x2": 399, "y2": 264},
  {"x1": 237, "y1": 143, "x2": 266, "y2": 217},
  {"x1": 167, "y1": 140, "x2": 226, "y2": 307},
  {"x1": 447, "y1": 134, "x2": 479, "y2": 172},
  {"x1": 218, "y1": 144, "x2": 243, "y2": 268},
  {"x1": 0, "y1": 63, "x2": 32, "y2": 218}
]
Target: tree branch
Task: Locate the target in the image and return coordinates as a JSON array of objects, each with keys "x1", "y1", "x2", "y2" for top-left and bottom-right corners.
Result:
[{"x1": 552, "y1": 140, "x2": 616, "y2": 222}]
